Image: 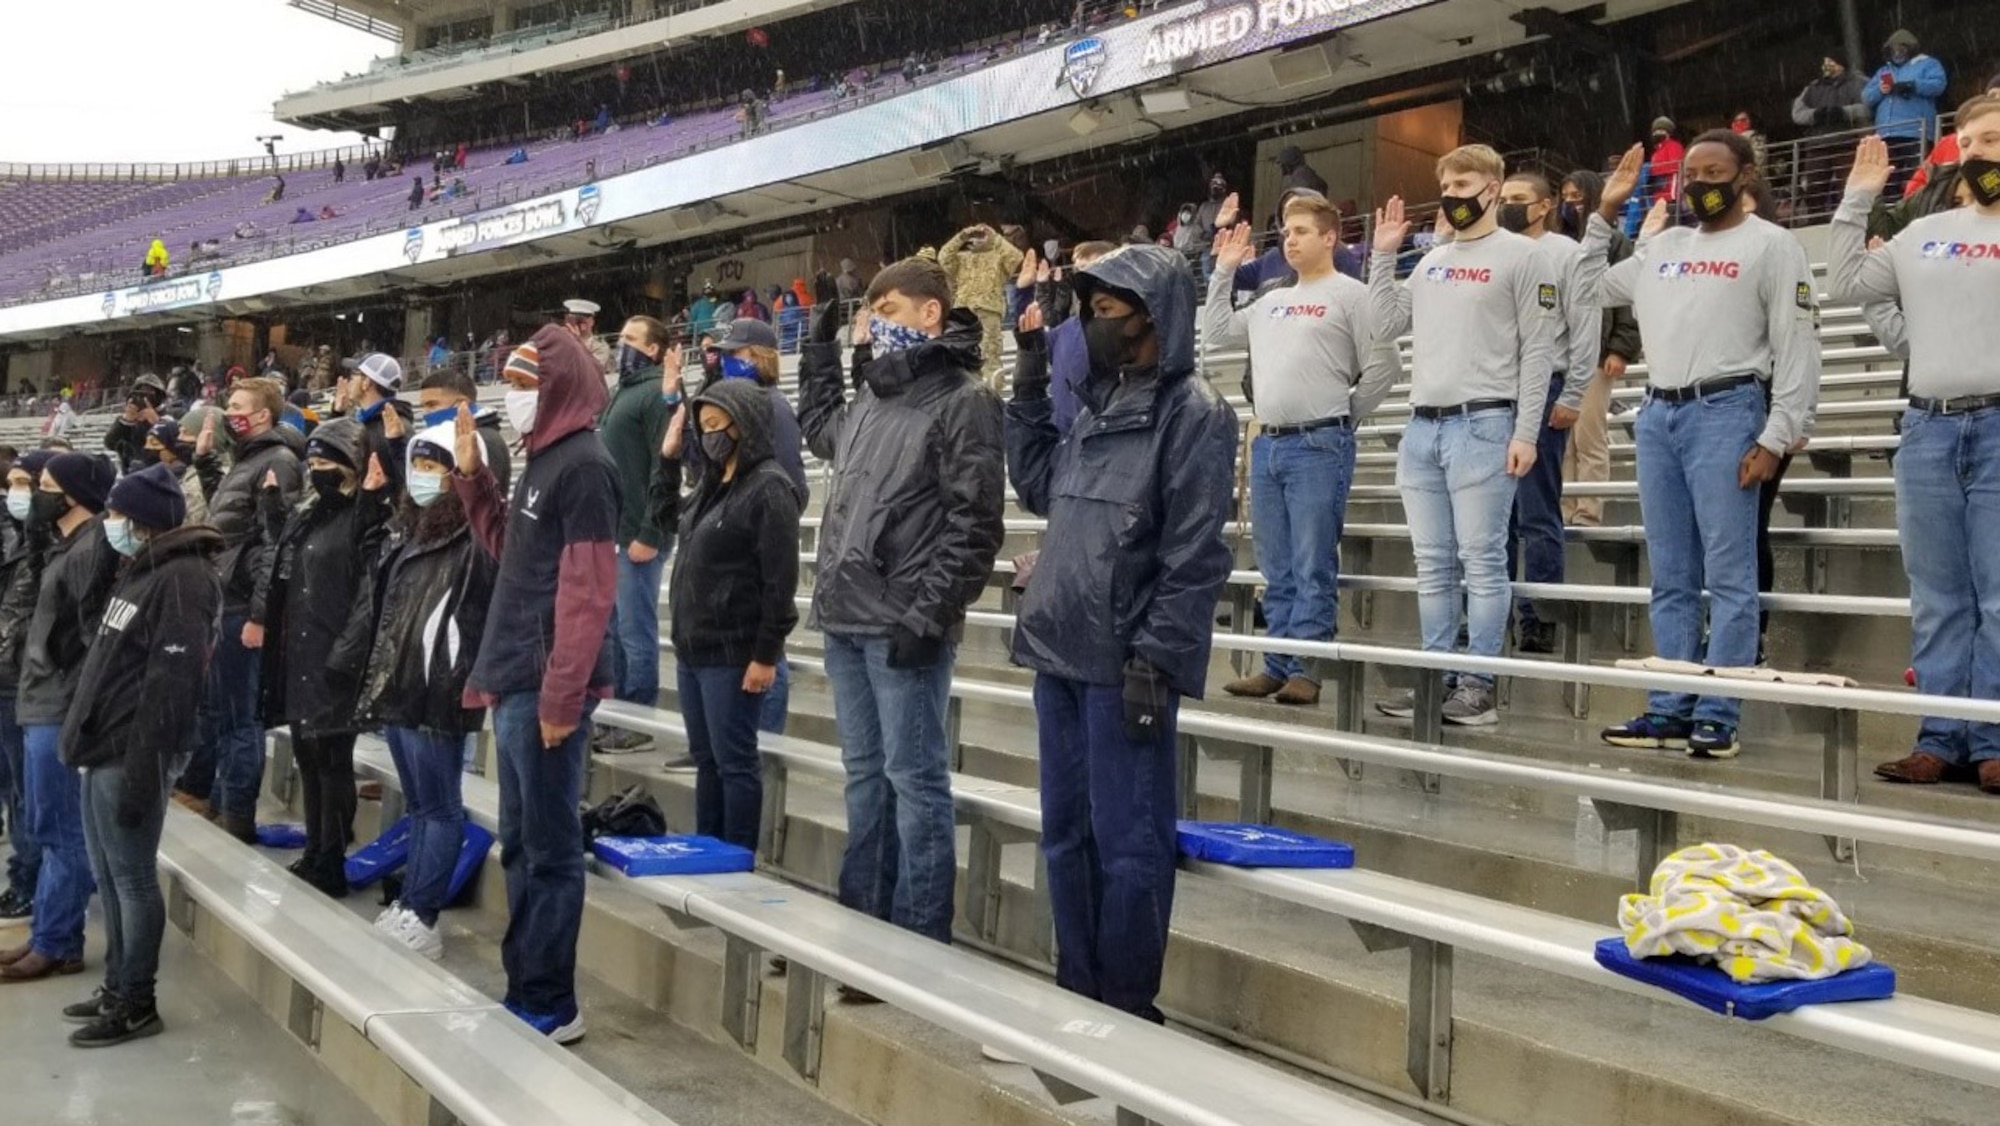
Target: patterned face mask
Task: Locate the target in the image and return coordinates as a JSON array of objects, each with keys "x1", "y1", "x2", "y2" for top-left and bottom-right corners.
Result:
[{"x1": 868, "y1": 315, "x2": 930, "y2": 356}]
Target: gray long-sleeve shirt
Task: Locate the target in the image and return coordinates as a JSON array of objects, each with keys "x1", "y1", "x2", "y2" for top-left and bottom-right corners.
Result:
[
  {"x1": 1204, "y1": 265, "x2": 1401, "y2": 425},
  {"x1": 1528, "y1": 231, "x2": 1602, "y2": 410},
  {"x1": 1574, "y1": 213, "x2": 1821, "y2": 454},
  {"x1": 1368, "y1": 229, "x2": 1560, "y2": 446},
  {"x1": 1829, "y1": 188, "x2": 2000, "y2": 400}
]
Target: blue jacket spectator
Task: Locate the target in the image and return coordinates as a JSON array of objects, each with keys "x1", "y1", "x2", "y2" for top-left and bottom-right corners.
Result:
[{"x1": 1864, "y1": 29, "x2": 1949, "y2": 141}]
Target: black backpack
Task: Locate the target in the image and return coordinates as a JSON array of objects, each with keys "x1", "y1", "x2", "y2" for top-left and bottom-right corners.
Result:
[{"x1": 580, "y1": 784, "x2": 669, "y2": 842}]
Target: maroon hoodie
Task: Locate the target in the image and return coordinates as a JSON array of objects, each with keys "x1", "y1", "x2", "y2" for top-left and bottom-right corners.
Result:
[{"x1": 454, "y1": 324, "x2": 619, "y2": 728}]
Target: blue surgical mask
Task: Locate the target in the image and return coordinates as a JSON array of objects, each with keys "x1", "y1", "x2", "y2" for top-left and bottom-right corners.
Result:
[
  {"x1": 720, "y1": 354, "x2": 760, "y2": 381},
  {"x1": 408, "y1": 470, "x2": 447, "y2": 508},
  {"x1": 357, "y1": 400, "x2": 386, "y2": 423},
  {"x1": 5, "y1": 489, "x2": 29, "y2": 523},
  {"x1": 868, "y1": 316, "x2": 930, "y2": 356},
  {"x1": 105, "y1": 517, "x2": 141, "y2": 557}
]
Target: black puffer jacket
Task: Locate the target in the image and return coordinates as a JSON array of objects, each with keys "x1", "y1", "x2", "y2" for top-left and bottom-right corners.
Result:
[
  {"x1": 669, "y1": 379, "x2": 801, "y2": 669},
  {"x1": 798, "y1": 309, "x2": 1005, "y2": 640},
  {"x1": 353, "y1": 495, "x2": 496, "y2": 736},
  {"x1": 0, "y1": 517, "x2": 48, "y2": 695},
  {"x1": 255, "y1": 432, "x2": 390, "y2": 733},
  {"x1": 197, "y1": 425, "x2": 306, "y2": 616},
  {"x1": 1005, "y1": 244, "x2": 1238, "y2": 698},
  {"x1": 61, "y1": 526, "x2": 223, "y2": 820},
  {"x1": 18, "y1": 517, "x2": 120, "y2": 725}
]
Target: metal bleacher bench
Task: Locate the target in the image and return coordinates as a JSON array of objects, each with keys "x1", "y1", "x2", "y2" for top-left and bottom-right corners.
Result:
[
  {"x1": 345, "y1": 741, "x2": 1400, "y2": 1126},
  {"x1": 580, "y1": 697, "x2": 2000, "y2": 1101},
  {"x1": 157, "y1": 810, "x2": 676, "y2": 1126}
]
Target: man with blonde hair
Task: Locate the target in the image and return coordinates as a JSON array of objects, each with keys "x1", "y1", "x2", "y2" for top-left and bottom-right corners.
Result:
[{"x1": 1370, "y1": 144, "x2": 1560, "y2": 726}]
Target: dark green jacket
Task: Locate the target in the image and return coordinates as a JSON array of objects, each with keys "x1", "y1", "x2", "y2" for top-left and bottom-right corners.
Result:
[{"x1": 600, "y1": 361, "x2": 673, "y2": 549}]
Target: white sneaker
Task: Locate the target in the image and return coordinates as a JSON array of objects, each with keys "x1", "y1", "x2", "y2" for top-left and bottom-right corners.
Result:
[
  {"x1": 373, "y1": 903, "x2": 403, "y2": 933},
  {"x1": 390, "y1": 910, "x2": 444, "y2": 961},
  {"x1": 547, "y1": 1011, "x2": 587, "y2": 1045}
]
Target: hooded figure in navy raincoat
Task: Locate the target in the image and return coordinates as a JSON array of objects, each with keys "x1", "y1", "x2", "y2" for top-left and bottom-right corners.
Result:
[{"x1": 1002, "y1": 242, "x2": 1236, "y2": 1021}]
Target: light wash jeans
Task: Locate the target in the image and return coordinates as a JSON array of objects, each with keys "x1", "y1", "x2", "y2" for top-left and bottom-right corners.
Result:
[{"x1": 1398, "y1": 410, "x2": 1520, "y2": 689}]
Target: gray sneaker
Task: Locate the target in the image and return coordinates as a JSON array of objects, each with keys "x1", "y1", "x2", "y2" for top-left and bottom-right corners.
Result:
[
  {"x1": 659, "y1": 754, "x2": 698, "y2": 774},
  {"x1": 1441, "y1": 683, "x2": 1499, "y2": 726},
  {"x1": 1375, "y1": 689, "x2": 1417, "y2": 719},
  {"x1": 593, "y1": 728, "x2": 655, "y2": 755}
]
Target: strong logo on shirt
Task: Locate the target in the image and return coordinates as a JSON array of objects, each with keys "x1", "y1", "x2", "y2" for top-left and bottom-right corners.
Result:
[
  {"x1": 1654, "y1": 260, "x2": 1743, "y2": 280},
  {"x1": 1919, "y1": 241, "x2": 2000, "y2": 260},
  {"x1": 1422, "y1": 266, "x2": 1492, "y2": 284},
  {"x1": 1267, "y1": 303, "x2": 1329, "y2": 319}
]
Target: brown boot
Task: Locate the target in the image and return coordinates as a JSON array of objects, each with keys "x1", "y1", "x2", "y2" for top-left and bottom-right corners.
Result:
[
  {"x1": 1980, "y1": 761, "x2": 2000, "y2": 795},
  {"x1": 1273, "y1": 677, "x2": 1321, "y2": 706},
  {"x1": 1873, "y1": 752, "x2": 1951, "y2": 784},
  {"x1": 0, "y1": 950, "x2": 85, "y2": 982},
  {"x1": 170, "y1": 789, "x2": 210, "y2": 817},
  {"x1": 0, "y1": 940, "x2": 31, "y2": 967},
  {"x1": 1223, "y1": 673, "x2": 1285, "y2": 699}
]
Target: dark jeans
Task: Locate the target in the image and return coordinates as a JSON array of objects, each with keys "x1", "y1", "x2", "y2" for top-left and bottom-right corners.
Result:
[
  {"x1": 613, "y1": 548, "x2": 668, "y2": 704},
  {"x1": 81, "y1": 761, "x2": 173, "y2": 1007},
  {"x1": 0, "y1": 696, "x2": 36, "y2": 901},
  {"x1": 1755, "y1": 452, "x2": 1796, "y2": 645},
  {"x1": 202, "y1": 612, "x2": 265, "y2": 823},
  {"x1": 823, "y1": 632, "x2": 957, "y2": 943},
  {"x1": 174, "y1": 734, "x2": 215, "y2": 802},
  {"x1": 676, "y1": 665, "x2": 764, "y2": 850},
  {"x1": 492, "y1": 691, "x2": 592, "y2": 1016},
  {"x1": 1033, "y1": 674, "x2": 1179, "y2": 1022},
  {"x1": 384, "y1": 726, "x2": 466, "y2": 926},
  {"x1": 758, "y1": 658, "x2": 790, "y2": 735},
  {"x1": 1510, "y1": 377, "x2": 1572, "y2": 629},
  {"x1": 294, "y1": 729, "x2": 358, "y2": 876},
  {"x1": 26, "y1": 723, "x2": 92, "y2": 961}
]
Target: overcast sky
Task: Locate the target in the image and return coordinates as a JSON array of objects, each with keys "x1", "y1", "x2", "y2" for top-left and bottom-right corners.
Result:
[{"x1": 2, "y1": 1, "x2": 391, "y2": 165}]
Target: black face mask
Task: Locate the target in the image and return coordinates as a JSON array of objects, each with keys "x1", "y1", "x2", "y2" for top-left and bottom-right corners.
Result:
[
  {"x1": 1962, "y1": 159, "x2": 2000, "y2": 207},
  {"x1": 1683, "y1": 178, "x2": 1743, "y2": 224},
  {"x1": 1209, "y1": 183, "x2": 1227, "y2": 201},
  {"x1": 1440, "y1": 188, "x2": 1492, "y2": 232},
  {"x1": 700, "y1": 349, "x2": 723, "y2": 382},
  {"x1": 310, "y1": 467, "x2": 348, "y2": 498},
  {"x1": 28, "y1": 491, "x2": 68, "y2": 528},
  {"x1": 699, "y1": 430, "x2": 738, "y2": 468},
  {"x1": 1084, "y1": 313, "x2": 1145, "y2": 374},
  {"x1": 1557, "y1": 202, "x2": 1584, "y2": 237},
  {"x1": 1496, "y1": 202, "x2": 1536, "y2": 234}
]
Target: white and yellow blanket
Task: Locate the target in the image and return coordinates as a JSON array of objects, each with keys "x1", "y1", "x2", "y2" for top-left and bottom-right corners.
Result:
[{"x1": 1618, "y1": 843, "x2": 1873, "y2": 983}]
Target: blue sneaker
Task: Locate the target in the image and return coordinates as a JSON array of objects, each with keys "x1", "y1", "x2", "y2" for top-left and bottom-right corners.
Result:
[
  {"x1": 1687, "y1": 721, "x2": 1740, "y2": 760},
  {"x1": 505, "y1": 1000, "x2": 585, "y2": 1045},
  {"x1": 1600, "y1": 714, "x2": 1692, "y2": 750}
]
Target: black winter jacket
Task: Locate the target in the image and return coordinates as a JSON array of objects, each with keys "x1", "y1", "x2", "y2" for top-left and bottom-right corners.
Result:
[
  {"x1": 197, "y1": 425, "x2": 306, "y2": 616},
  {"x1": 798, "y1": 309, "x2": 1006, "y2": 641},
  {"x1": 669, "y1": 379, "x2": 801, "y2": 669},
  {"x1": 60, "y1": 526, "x2": 223, "y2": 821},
  {"x1": 102, "y1": 413, "x2": 155, "y2": 474},
  {"x1": 353, "y1": 499, "x2": 496, "y2": 736},
  {"x1": 18, "y1": 517, "x2": 120, "y2": 725},
  {"x1": 1005, "y1": 245, "x2": 1238, "y2": 699},
  {"x1": 255, "y1": 483, "x2": 390, "y2": 732},
  {"x1": 0, "y1": 517, "x2": 48, "y2": 694}
]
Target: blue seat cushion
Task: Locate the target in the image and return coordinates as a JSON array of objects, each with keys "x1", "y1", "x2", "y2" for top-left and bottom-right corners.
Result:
[
  {"x1": 1593, "y1": 937, "x2": 1896, "y2": 1020},
  {"x1": 592, "y1": 835, "x2": 756, "y2": 877},
  {"x1": 1176, "y1": 821, "x2": 1354, "y2": 868},
  {"x1": 345, "y1": 816, "x2": 413, "y2": 887},
  {"x1": 255, "y1": 823, "x2": 309, "y2": 850}
]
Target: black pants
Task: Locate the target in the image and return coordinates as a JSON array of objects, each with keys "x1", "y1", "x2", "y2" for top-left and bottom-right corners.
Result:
[
  {"x1": 1754, "y1": 453, "x2": 1796, "y2": 645},
  {"x1": 294, "y1": 729, "x2": 358, "y2": 877}
]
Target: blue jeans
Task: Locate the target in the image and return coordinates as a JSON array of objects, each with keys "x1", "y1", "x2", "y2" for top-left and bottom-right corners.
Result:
[
  {"x1": 823, "y1": 632, "x2": 957, "y2": 943},
  {"x1": 1510, "y1": 376, "x2": 1571, "y2": 628},
  {"x1": 26, "y1": 723, "x2": 92, "y2": 961},
  {"x1": 1398, "y1": 410, "x2": 1520, "y2": 689},
  {"x1": 613, "y1": 547, "x2": 668, "y2": 704},
  {"x1": 1249, "y1": 426, "x2": 1356, "y2": 683},
  {"x1": 0, "y1": 696, "x2": 35, "y2": 901},
  {"x1": 384, "y1": 726, "x2": 467, "y2": 926},
  {"x1": 1897, "y1": 406, "x2": 2000, "y2": 765},
  {"x1": 758, "y1": 658, "x2": 790, "y2": 735},
  {"x1": 677, "y1": 665, "x2": 764, "y2": 850},
  {"x1": 491, "y1": 692, "x2": 593, "y2": 1016},
  {"x1": 81, "y1": 761, "x2": 172, "y2": 1006},
  {"x1": 202, "y1": 611, "x2": 265, "y2": 823},
  {"x1": 1033, "y1": 674, "x2": 1179, "y2": 1021},
  {"x1": 1634, "y1": 384, "x2": 1765, "y2": 727}
]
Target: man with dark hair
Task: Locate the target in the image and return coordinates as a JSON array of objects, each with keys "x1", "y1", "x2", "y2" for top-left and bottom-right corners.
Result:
[
  {"x1": 415, "y1": 369, "x2": 510, "y2": 493},
  {"x1": 595, "y1": 314, "x2": 676, "y2": 754},
  {"x1": 192, "y1": 377, "x2": 305, "y2": 840},
  {"x1": 1006, "y1": 243, "x2": 1235, "y2": 1020},
  {"x1": 102, "y1": 375, "x2": 167, "y2": 474},
  {"x1": 337, "y1": 353, "x2": 415, "y2": 493},
  {"x1": 799, "y1": 256, "x2": 1005, "y2": 949},
  {"x1": 1558, "y1": 170, "x2": 1643, "y2": 528}
]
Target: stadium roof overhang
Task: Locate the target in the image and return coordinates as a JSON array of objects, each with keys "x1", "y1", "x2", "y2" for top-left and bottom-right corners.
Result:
[{"x1": 4, "y1": 0, "x2": 1687, "y2": 345}]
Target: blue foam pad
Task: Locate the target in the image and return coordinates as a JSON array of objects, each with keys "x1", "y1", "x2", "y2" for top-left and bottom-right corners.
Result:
[
  {"x1": 445, "y1": 822, "x2": 496, "y2": 904},
  {"x1": 592, "y1": 834, "x2": 755, "y2": 877},
  {"x1": 1175, "y1": 821, "x2": 1354, "y2": 869},
  {"x1": 1593, "y1": 937, "x2": 1896, "y2": 1020},
  {"x1": 344, "y1": 817, "x2": 412, "y2": 888},
  {"x1": 255, "y1": 823, "x2": 309, "y2": 850}
]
